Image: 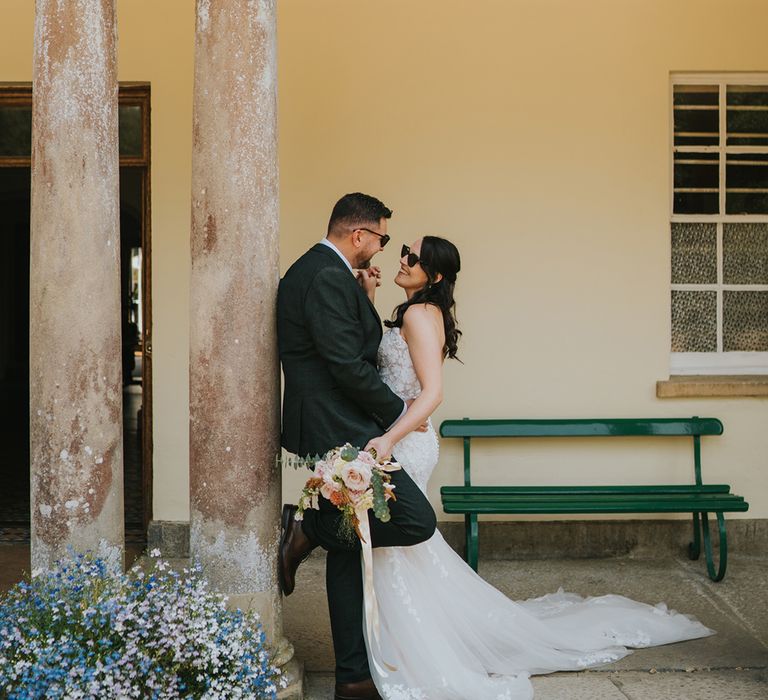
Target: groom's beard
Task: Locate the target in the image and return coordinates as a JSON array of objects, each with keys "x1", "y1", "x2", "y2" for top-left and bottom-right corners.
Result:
[{"x1": 355, "y1": 253, "x2": 374, "y2": 269}]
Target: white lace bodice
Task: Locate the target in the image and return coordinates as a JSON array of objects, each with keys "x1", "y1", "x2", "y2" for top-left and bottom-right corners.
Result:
[
  {"x1": 377, "y1": 327, "x2": 439, "y2": 492},
  {"x1": 378, "y1": 327, "x2": 423, "y2": 401}
]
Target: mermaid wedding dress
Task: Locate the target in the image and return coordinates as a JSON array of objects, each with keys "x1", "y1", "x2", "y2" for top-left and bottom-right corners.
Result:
[{"x1": 367, "y1": 326, "x2": 713, "y2": 700}]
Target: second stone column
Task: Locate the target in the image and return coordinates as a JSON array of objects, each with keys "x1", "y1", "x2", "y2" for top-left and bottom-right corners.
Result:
[{"x1": 189, "y1": 0, "x2": 299, "y2": 694}]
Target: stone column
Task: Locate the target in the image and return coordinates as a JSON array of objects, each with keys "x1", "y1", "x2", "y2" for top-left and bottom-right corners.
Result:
[
  {"x1": 29, "y1": 0, "x2": 124, "y2": 571},
  {"x1": 189, "y1": 0, "x2": 298, "y2": 694}
]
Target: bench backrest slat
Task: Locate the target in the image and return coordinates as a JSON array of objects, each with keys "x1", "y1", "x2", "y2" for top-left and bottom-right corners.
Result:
[
  {"x1": 440, "y1": 417, "x2": 723, "y2": 439},
  {"x1": 439, "y1": 417, "x2": 723, "y2": 487}
]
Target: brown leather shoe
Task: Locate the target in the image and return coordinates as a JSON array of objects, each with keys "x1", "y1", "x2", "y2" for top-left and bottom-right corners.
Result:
[
  {"x1": 278, "y1": 504, "x2": 316, "y2": 596},
  {"x1": 334, "y1": 677, "x2": 382, "y2": 700}
]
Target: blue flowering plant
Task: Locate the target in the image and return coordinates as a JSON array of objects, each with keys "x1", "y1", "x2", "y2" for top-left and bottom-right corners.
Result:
[{"x1": 0, "y1": 549, "x2": 281, "y2": 699}]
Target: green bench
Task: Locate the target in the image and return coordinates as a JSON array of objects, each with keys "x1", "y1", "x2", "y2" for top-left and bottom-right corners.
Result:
[{"x1": 439, "y1": 417, "x2": 749, "y2": 581}]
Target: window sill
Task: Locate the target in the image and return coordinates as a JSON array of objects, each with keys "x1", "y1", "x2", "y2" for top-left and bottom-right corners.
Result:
[{"x1": 656, "y1": 375, "x2": 768, "y2": 398}]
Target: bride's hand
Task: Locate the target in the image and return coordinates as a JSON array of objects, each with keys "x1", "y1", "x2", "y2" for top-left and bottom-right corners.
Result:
[
  {"x1": 356, "y1": 267, "x2": 381, "y2": 301},
  {"x1": 364, "y1": 434, "x2": 395, "y2": 462}
]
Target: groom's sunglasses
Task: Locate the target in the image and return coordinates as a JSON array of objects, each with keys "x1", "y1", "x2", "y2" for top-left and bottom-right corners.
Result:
[
  {"x1": 355, "y1": 227, "x2": 390, "y2": 248},
  {"x1": 401, "y1": 244, "x2": 421, "y2": 267}
]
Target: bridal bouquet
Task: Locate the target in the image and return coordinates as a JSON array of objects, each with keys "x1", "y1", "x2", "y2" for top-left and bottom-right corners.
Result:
[{"x1": 294, "y1": 443, "x2": 401, "y2": 543}]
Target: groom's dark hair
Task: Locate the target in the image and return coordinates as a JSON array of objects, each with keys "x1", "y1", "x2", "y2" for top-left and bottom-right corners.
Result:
[{"x1": 327, "y1": 193, "x2": 392, "y2": 235}]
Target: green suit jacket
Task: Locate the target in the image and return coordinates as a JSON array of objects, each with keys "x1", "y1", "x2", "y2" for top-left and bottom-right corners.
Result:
[{"x1": 277, "y1": 243, "x2": 405, "y2": 457}]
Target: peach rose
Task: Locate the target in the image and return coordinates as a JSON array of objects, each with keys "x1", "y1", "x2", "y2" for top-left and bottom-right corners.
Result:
[{"x1": 341, "y1": 461, "x2": 372, "y2": 491}]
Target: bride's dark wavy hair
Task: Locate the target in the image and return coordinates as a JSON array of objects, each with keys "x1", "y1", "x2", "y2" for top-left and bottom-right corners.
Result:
[{"x1": 385, "y1": 236, "x2": 462, "y2": 360}]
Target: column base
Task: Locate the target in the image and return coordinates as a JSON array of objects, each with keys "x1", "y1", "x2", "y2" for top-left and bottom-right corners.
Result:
[{"x1": 277, "y1": 658, "x2": 305, "y2": 700}]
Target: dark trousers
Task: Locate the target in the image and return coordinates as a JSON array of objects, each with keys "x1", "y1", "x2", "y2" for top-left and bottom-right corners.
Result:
[{"x1": 301, "y1": 466, "x2": 437, "y2": 683}]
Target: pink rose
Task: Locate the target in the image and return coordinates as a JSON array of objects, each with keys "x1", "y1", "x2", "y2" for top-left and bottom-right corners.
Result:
[{"x1": 341, "y1": 462, "x2": 372, "y2": 491}]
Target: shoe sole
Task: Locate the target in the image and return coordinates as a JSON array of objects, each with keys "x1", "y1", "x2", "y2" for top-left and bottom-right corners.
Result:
[{"x1": 278, "y1": 504, "x2": 294, "y2": 596}]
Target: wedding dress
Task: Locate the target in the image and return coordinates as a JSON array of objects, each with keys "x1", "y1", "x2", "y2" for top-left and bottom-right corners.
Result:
[{"x1": 367, "y1": 326, "x2": 713, "y2": 700}]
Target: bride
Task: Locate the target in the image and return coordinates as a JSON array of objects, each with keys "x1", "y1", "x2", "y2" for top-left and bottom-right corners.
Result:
[{"x1": 360, "y1": 236, "x2": 713, "y2": 700}]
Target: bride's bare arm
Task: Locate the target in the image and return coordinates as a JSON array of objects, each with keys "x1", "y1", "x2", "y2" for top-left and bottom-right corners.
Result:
[{"x1": 365, "y1": 303, "x2": 444, "y2": 459}]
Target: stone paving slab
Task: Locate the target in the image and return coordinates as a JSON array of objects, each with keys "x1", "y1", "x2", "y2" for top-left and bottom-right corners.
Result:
[
  {"x1": 284, "y1": 552, "x2": 768, "y2": 675},
  {"x1": 612, "y1": 669, "x2": 768, "y2": 700},
  {"x1": 304, "y1": 671, "x2": 768, "y2": 700},
  {"x1": 480, "y1": 556, "x2": 768, "y2": 672},
  {"x1": 304, "y1": 670, "x2": 768, "y2": 700}
]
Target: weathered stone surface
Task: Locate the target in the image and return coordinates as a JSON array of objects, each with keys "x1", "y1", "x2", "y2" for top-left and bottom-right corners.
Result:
[
  {"x1": 29, "y1": 0, "x2": 123, "y2": 571},
  {"x1": 657, "y1": 375, "x2": 768, "y2": 398},
  {"x1": 147, "y1": 520, "x2": 190, "y2": 558},
  {"x1": 189, "y1": 0, "x2": 283, "y2": 653}
]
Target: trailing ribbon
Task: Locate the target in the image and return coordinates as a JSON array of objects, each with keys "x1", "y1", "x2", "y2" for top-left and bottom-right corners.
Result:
[{"x1": 356, "y1": 507, "x2": 398, "y2": 677}]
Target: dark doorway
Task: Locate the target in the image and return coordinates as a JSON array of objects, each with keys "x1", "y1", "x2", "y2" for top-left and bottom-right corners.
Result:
[{"x1": 0, "y1": 84, "x2": 152, "y2": 544}]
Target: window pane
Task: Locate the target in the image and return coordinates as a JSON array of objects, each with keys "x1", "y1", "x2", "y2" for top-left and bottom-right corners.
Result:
[
  {"x1": 671, "y1": 291, "x2": 717, "y2": 352},
  {"x1": 673, "y1": 191, "x2": 719, "y2": 214},
  {"x1": 727, "y1": 153, "x2": 768, "y2": 188},
  {"x1": 726, "y1": 191, "x2": 768, "y2": 215},
  {"x1": 674, "y1": 108, "x2": 719, "y2": 138},
  {"x1": 723, "y1": 223, "x2": 768, "y2": 284},
  {"x1": 727, "y1": 109, "x2": 768, "y2": 147},
  {"x1": 727, "y1": 85, "x2": 768, "y2": 147},
  {"x1": 726, "y1": 152, "x2": 768, "y2": 214},
  {"x1": 673, "y1": 85, "x2": 719, "y2": 147},
  {"x1": 727, "y1": 85, "x2": 768, "y2": 106},
  {"x1": 675, "y1": 85, "x2": 719, "y2": 106},
  {"x1": 671, "y1": 222, "x2": 717, "y2": 284},
  {"x1": 0, "y1": 106, "x2": 32, "y2": 157},
  {"x1": 119, "y1": 105, "x2": 142, "y2": 157},
  {"x1": 674, "y1": 161, "x2": 718, "y2": 189},
  {"x1": 723, "y1": 291, "x2": 768, "y2": 351}
]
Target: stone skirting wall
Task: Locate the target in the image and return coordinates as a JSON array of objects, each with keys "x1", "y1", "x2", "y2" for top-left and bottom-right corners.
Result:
[
  {"x1": 148, "y1": 518, "x2": 768, "y2": 560},
  {"x1": 147, "y1": 521, "x2": 190, "y2": 558}
]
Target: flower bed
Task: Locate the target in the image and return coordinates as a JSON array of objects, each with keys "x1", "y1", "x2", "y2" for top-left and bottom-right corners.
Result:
[{"x1": 0, "y1": 550, "x2": 280, "y2": 699}]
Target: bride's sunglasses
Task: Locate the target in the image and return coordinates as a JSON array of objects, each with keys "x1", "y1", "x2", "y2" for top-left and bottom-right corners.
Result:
[{"x1": 401, "y1": 244, "x2": 421, "y2": 267}]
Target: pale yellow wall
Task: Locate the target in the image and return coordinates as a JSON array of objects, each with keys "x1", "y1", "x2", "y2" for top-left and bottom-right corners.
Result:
[
  {"x1": 276, "y1": 0, "x2": 768, "y2": 520},
  {"x1": 3, "y1": 1, "x2": 767, "y2": 522},
  {"x1": 116, "y1": 1, "x2": 195, "y2": 521}
]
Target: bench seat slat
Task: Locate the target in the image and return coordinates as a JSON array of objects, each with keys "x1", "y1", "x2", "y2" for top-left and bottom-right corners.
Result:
[
  {"x1": 441, "y1": 491, "x2": 746, "y2": 506},
  {"x1": 441, "y1": 484, "x2": 732, "y2": 495},
  {"x1": 442, "y1": 500, "x2": 749, "y2": 514}
]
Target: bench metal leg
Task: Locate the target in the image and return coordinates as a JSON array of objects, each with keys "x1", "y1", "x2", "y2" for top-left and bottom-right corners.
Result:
[
  {"x1": 688, "y1": 512, "x2": 701, "y2": 560},
  {"x1": 701, "y1": 511, "x2": 728, "y2": 582},
  {"x1": 465, "y1": 513, "x2": 479, "y2": 572}
]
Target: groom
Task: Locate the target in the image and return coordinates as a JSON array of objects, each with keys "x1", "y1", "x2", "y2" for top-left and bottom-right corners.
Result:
[{"x1": 277, "y1": 193, "x2": 437, "y2": 700}]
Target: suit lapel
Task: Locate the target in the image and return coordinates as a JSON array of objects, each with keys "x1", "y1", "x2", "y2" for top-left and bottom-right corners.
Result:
[{"x1": 312, "y1": 243, "x2": 383, "y2": 328}]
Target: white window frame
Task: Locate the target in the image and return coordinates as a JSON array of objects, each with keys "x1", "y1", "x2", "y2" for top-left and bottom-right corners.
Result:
[{"x1": 670, "y1": 72, "x2": 768, "y2": 375}]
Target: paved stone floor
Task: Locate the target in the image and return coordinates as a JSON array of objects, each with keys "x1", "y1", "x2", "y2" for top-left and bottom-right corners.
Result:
[
  {"x1": 284, "y1": 552, "x2": 768, "y2": 699},
  {"x1": 3, "y1": 545, "x2": 766, "y2": 698}
]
